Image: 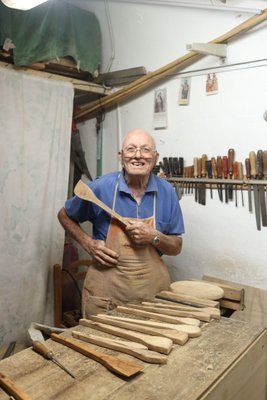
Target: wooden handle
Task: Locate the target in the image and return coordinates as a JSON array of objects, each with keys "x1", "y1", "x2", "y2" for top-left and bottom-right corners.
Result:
[
  {"x1": 201, "y1": 154, "x2": 208, "y2": 177},
  {"x1": 256, "y1": 150, "x2": 263, "y2": 178},
  {"x1": 51, "y1": 333, "x2": 143, "y2": 378},
  {"x1": 216, "y1": 156, "x2": 223, "y2": 178},
  {"x1": 211, "y1": 158, "x2": 217, "y2": 178},
  {"x1": 233, "y1": 161, "x2": 239, "y2": 179},
  {"x1": 249, "y1": 151, "x2": 257, "y2": 178},
  {"x1": 193, "y1": 158, "x2": 198, "y2": 178},
  {"x1": 228, "y1": 148, "x2": 235, "y2": 175},
  {"x1": 238, "y1": 162, "x2": 243, "y2": 180},
  {"x1": 0, "y1": 372, "x2": 32, "y2": 400},
  {"x1": 222, "y1": 156, "x2": 228, "y2": 179},
  {"x1": 245, "y1": 158, "x2": 251, "y2": 179},
  {"x1": 263, "y1": 150, "x2": 267, "y2": 178}
]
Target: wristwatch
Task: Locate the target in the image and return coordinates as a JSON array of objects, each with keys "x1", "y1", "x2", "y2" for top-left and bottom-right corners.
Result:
[{"x1": 152, "y1": 231, "x2": 161, "y2": 246}]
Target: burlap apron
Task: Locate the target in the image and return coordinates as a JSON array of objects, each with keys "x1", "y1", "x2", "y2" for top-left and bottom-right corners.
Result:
[{"x1": 82, "y1": 184, "x2": 171, "y2": 317}]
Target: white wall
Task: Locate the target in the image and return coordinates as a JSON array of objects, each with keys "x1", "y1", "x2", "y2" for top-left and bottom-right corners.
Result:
[{"x1": 76, "y1": 0, "x2": 267, "y2": 289}]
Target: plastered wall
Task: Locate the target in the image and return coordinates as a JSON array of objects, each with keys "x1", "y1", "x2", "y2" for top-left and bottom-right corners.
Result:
[{"x1": 76, "y1": 0, "x2": 267, "y2": 289}]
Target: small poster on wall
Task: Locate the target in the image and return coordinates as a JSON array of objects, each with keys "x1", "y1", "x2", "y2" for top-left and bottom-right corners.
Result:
[
  {"x1": 206, "y1": 73, "x2": 218, "y2": 95},
  {"x1": 153, "y1": 88, "x2": 167, "y2": 129},
  {"x1": 178, "y1": 77, "x2": 191, "y2": 105}
]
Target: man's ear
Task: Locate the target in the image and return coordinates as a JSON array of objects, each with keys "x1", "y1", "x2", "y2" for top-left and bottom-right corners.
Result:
[{"x1": 118, "y1": 151, "x2": 123, "y2": 164}]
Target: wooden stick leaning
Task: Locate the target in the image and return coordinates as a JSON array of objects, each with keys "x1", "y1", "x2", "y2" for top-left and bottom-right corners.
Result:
[
  {"x1": 79, "y1": 319, "x2": 172, "y2": 355},
  {"x1": 74, "y1": 9, "x2": 267, "y2": 122},
  {"x1": 89, "y1": 315, "x2": 189, "y2": 345},
  {"x1": 149, "y1": 300, "x2": 220, "y2": 319},
  {"x1": 0, "y1": 372, "x2": 32, "y2": 400},
  {"x1": 156, "y1": 291, "x2": 219, "y2": 308},
  {"x1": 116, "y1": 305, "x2": 201, "y2": 326},
  {"x1": 127, "y1": 303, "x2": 211, "y2": 322},
  {"x1": 72, "y1": 331, "x2": 167, "y2": 364},
  {"x1": 51, "y1": 333, "x2": 143, "y2": 378},
  {"x1": 98, "y1": 315, "x2": 202, "y2": 338}
]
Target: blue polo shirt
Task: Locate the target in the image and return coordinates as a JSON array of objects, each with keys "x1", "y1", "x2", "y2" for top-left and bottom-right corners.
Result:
[{"x1": 65, "y1": 171, "x2": 185, "y2": 241}]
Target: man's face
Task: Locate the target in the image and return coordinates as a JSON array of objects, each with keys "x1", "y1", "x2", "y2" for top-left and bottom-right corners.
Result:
[{"x1": 118, "y1": 131, "x2": 159, "y2": 178}]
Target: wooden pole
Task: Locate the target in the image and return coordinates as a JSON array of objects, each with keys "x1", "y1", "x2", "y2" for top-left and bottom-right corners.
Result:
[{"x1": 74, "y1": 8, "x2": 267, "y2": 122}]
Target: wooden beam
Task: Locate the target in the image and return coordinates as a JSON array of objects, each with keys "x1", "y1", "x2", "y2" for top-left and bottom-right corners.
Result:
[
  {"x1": 0, "y1": 61, "x2": 111, "y2": 96},
  {"x1": 74, "y1": 8, "x2": 267, "y2": 122}
]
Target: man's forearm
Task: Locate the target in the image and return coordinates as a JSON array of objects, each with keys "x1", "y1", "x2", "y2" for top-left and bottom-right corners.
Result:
[
  {"x1": 153, "y1": 233, "x2": 182, "y2": 256},
  {"x1": 57, "y1": 207, "x2": 93, "y2": 248}
]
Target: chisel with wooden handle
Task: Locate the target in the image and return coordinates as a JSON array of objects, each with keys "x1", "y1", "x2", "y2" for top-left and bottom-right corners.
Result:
[
  {"x1": 0, "y1": 372, "x2": 32, "y2": 400},
  {"x1": 238, "y1": 162, "x2": 244, "y2": 207},
  {"x1": 250, "y1": 151, "x2": 261, "y2": 230},
  {"x1": 228, "y1": 148, "x2": 235, "y2": 201},
  {"x1": 51, "y1": 333, "x2": 143, "y2": 378},
  {"x1": 257, "y1": 150, "x2": 267, "y2": 226},
  {"x1": 245, "y1": 157, "x2": 252, "y2": 212},
  {"x1": 217, "y1": 156, "x2": 223, "y2": 202},
  {"x1": 72, "y1": 331, "x2": 167, "y2": 364},
  {"x1": 263, "y1": 150, "x2": 267, "y2": 215},
  {"x1": 222, "y1": 156, "x2": 229, "y2": 203}
]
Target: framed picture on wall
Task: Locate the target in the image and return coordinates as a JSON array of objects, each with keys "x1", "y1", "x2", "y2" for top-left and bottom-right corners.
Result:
[
  {"x1": 206, "y1": 73, "x2": 218, "y2": 95},
  {"x1": 178, "y1": 77, "x2": 191, "y2": 105},
  {"x1": 153, "y1": 88, "x2": 167, "y2": 129}
]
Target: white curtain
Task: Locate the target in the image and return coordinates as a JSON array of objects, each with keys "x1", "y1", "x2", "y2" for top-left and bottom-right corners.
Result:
[{"x1": 0, "y1": 66, "x2": 74, "y2": 344}]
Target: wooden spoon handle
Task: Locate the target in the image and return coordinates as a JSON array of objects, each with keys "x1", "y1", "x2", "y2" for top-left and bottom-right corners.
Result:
[
  {"x1": 51, "y1": 333, "x2": 142, "y2": 378},
  {"x1": 74, "y1": 180, "x2": 127, "y2": 226},
  {"x1": 0, "y1": 372, "x2": 32, "y2": 400}
]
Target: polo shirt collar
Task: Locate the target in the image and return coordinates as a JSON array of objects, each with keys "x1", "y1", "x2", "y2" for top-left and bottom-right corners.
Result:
[{"x1": 118, "y1": 170, "x2": 158, "y2": 194}]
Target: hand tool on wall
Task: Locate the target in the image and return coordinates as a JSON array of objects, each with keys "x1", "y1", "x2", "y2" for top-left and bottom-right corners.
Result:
[
  {"x1": 211, "y1": 157, "x2": 221, "y2": 201},
  {"x1": 228, "y1": 148, "x2": 235, "y2": 201},
  {"x1": 51, "y1": 333, "x2": 144, "y2": 377},
  {"x1": 222, "y1": 156, "x2": 229, "y2": 203},
  {"x1": 245, "y1": 158, "x2": 252, "y2": 212},
  {"x1": 206, "y1": 160, "x2": 213, "y2": 199},
  {"x1": 257, "y1": 150, "x2": 267, "y2": 227},
  {"x1": 200, "y1": 154, "x2": 208, "y2": 205},
  {"x1": 32, "y1": 340, "x2": 75, "y2": 379},
  {"x1": 217, "y1": 156, "x2": 223, "y2": 202},
  {"x1": 178, "y1": 157, "x2": 184, "y2": 177},
  {"x1": 193, "y1": 157, "x2": 198, "y2": 202},
  {"x1": 233, "y1": 161, "x2": 239, "y2": 207},
  {"x1": 0, "y1": 372, "x2": 32, "y2": 400},
  {"x1": 163, "y1": 157, "x2": 170, "y2": 176},
  {"x1": 263, "y1": 150, "x2": 267, "y2": 214},
  {"x1": 249, "y1": 150, "x2": 261, "y2": 230},
  {"x1": 168, "y1": 157, "x2": 174, "y2": 177},
  {"x1": 172, "y1": 157, "x2": 179, "y2": 176},
  {"x1": 238, "y1": 162, "x2": 244, "y2": 207}
]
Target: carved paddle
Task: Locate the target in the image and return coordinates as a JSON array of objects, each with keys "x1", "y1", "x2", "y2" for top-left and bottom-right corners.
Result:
[
  {"x1": 74, "y1": 180, "x2": 128, "y2": 226},
  {"x1": 51, "y1": 333, "x2": 143, "y2": 378}
]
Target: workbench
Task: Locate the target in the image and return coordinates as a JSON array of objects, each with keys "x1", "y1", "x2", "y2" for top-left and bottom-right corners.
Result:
[{"x1": 0, "y1": 317, "x2": 266, "y2": 400}]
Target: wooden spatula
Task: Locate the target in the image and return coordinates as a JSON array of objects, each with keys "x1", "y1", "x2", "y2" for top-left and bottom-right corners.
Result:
[
  {"x1": 74, "y1": 180, "x2": 127, "y2": 226},
  {"x1": 51, "y1": 333, "x2": 143, "y2": 378}
]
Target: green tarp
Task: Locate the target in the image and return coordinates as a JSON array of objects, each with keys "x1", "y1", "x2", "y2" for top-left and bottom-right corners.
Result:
[{"x1": 0, "y1": 0, "x2": 101, "y2": 76}]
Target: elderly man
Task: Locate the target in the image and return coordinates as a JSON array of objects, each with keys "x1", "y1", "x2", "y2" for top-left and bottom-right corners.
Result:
[{"x1": 58, "y1": 128, "x2": 184, "y2": 316}]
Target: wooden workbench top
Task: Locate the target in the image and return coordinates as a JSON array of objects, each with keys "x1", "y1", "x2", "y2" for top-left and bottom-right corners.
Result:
[{"x1": 0, "y1": 317, "x2": 265, "y2": 400}]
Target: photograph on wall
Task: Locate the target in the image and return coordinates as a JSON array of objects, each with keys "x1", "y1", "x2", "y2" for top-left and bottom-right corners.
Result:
[
  {"x1": 178, "y1": 77, "x2": 191, "y2": 105},
  {"x1": 153, "y1": 88, "x2": 167, "y2": 129},
  {"x1": 206, "y1": 73, "x2": 218, "y2": 95}
]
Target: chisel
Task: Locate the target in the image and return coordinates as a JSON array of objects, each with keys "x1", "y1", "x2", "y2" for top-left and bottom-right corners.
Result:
[
  {"x1": 263, "y1": 151, "x2": 267, "y2": 219},
  {"x1": 193, "y1": 157, "x2": 198, "y2": 202},
  {"x1": 233, "y1": 161, "x2": 239, "y2": 207},
  {"x1": 238, "y1": 162, "x2": 244, "y2": 207},
  {"x1": 32, "y1": 340, "x2": 75, "y2": 379},
  {"x1": 206, "y1": 159, "x2": 213, "y2": 199},
  {"x1": 222, "y1": 156, "x2": 228, "y2": 203},
  {"x1": 228, "y1": 148, "x2": 235, "y2": 201},
  {"x1": 249, "y1": 151, "x2": 261, "y2": 230},
  {"x1": 217, "y1": 156, "x2": 223, "y2": 202},
  {"x1": 257, "y1": 150, "x2": 267, "y2": 227},
  {"x1": 200, "y1": 154, "x2": 207, "y2": 205},
  {"x1": 245, "y1": 158, "x2": 252, "y2": 212}
]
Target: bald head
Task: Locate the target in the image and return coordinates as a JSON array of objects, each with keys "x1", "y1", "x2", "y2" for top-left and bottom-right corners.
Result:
[{"x1": 121, "y1": 129, "x2": 156, "y2": 151}]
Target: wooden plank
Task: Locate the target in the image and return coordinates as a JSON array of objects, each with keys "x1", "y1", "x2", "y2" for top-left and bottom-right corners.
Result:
[
  {"x1": 196, "y1": 277, "x2": 244, "y2": 302},
  {"x1": 156, "y1": 291, "x2": 219, "y2": 308}
]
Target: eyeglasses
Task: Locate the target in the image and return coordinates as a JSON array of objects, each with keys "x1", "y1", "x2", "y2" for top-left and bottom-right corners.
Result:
[{"x1": 122, "y1": 146, "x2": 157, "y2": 157}]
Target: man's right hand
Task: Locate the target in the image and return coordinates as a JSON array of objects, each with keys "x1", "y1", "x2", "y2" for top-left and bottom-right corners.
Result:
[{"x1": 84, "y1": 238, "x2": 119, "y2": 268}]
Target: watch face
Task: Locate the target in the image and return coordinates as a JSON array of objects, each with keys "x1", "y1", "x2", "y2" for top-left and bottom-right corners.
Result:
[{"x1": 153, "y1": 235, "x2": 160, "y2": 245}]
